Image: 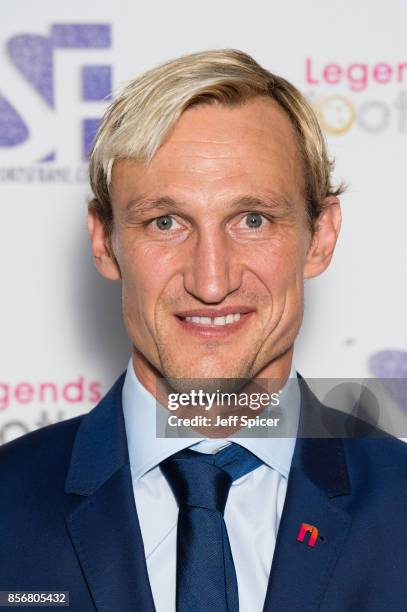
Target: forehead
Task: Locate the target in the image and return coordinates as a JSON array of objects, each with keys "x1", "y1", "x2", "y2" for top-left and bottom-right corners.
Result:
[{"x1": 111, "y1": 97, "x2": 305, "y2": 208}]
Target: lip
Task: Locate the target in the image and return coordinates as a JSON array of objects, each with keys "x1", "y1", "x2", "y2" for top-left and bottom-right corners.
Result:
[
  {"x1": 175, "y1": 306, "x2": 255, "y2": 318},
  {"x1": 174, "y1": 310, "x2": 255, "y2": 338}
]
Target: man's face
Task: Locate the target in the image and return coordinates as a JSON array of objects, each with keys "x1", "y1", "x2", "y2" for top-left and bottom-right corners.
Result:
[{"x1": 89, "y1": 97, "x2": 340, "y2": 390}]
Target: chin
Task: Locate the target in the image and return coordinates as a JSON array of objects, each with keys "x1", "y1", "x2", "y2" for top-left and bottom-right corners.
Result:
[
  {"x1": 164, "y1": 376, "x2": 249, "y2": 395},
  {"x1": 160, "y1": 358, "x2": 253, "y2": 394}
]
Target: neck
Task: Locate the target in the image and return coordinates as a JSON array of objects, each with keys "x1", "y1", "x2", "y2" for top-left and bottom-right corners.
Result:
[{"x1": 131, "y1": 347, "x2": 294, "y2": 438}]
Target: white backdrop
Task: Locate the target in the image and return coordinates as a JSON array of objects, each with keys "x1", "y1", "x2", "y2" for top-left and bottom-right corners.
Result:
[{"x1": 1, "y1": 0, "x2": 406, "y2": 443}]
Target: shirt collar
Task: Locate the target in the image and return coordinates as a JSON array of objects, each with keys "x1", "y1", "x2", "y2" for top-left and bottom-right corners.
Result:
[{"x1": 122, "y1": 357, "x2": 300, "y2": 481}]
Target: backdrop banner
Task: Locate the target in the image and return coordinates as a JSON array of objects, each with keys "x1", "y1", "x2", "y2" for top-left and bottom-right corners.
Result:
[{"x1": 1, "y1": 0, "x2": 406, "y2": 444}]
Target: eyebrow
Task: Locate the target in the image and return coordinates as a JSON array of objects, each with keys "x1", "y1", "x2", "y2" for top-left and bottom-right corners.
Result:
[{"x1": 123, "y1": 193, "x2": 296, "y2": 217}]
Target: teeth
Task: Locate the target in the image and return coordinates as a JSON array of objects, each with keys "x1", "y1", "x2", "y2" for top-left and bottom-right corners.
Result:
[{"x1": 184, "y1": 313, "x2": 242, "y2": 326}]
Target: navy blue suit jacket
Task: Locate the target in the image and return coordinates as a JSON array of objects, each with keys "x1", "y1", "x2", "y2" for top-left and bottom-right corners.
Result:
[{"x1": 1, "y1": 372, "x2": 407, "y2": 611}]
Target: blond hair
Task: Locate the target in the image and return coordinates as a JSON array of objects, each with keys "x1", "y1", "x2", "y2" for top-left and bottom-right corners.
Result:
[{"x1": 89, "y1": 48, "x2": 343, "y2": 234}]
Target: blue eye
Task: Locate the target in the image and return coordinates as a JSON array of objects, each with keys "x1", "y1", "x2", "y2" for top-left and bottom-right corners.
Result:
[
  {"x1": 245, "y1": 213, "x2": 263, "y2": 228},
  {"x1": 154, "y1": 215, "x2": 173, "y2": 230}
]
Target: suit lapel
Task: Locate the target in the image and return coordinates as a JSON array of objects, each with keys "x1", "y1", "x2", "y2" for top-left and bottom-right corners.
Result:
[
  {"x1": 64, "y1": 373, "x2": 155, "y2": 612},
  {"x1": 263, "y1": 379, "x2": 353, "y2": 612}
]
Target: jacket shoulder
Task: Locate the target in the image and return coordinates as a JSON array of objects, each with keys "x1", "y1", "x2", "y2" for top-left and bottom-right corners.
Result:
[
  {"x1": 0, "y1": 415, "x2": 84, "y2": 491},
  {"x1": 343, "y1": 434, "x2": 407, "y2": 472}
]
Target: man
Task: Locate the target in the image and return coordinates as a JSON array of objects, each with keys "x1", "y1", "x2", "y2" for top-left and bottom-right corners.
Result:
[{"x1": 1, "y1": 49, "x2": 407, "y2": 612}]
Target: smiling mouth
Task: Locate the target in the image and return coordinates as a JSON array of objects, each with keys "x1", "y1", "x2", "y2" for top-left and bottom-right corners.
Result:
[
  {"x1": 180, "y1": 313, "x2": 242, "y2": 326},
  {"x1": 174, "y1": 309, "x2": 255, "y2": 336}
]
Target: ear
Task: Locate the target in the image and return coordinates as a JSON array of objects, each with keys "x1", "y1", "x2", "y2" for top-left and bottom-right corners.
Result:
[
  {"x1": 87, "y1": 206, "x2": 121, "y2": 281},
  {"x1": 304, "y1": 196, "x2": 342, "y2": 279}
]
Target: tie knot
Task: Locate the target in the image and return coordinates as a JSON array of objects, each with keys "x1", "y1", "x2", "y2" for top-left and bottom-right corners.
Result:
[{"x1": 160, "y1": 443, "x2": 263, "y2": 514}]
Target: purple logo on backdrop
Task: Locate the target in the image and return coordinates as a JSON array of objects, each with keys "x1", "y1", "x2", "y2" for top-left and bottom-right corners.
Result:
[
  {"x1": 0, "y1": 24, "x2": 112, "y2": 161},
  {"x1": 370, "y1": 350, "x2": 407, "y2": 410}
]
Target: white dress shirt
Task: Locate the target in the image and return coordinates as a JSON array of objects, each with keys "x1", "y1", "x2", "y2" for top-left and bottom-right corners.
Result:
[{"x1": 122, "y1": 358, "x2": 300, "y2": 612}]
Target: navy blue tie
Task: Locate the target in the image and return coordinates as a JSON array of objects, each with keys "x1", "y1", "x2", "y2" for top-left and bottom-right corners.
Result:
[{"x1": 160, "y1": 443, "x2": 263, "y2": 612}]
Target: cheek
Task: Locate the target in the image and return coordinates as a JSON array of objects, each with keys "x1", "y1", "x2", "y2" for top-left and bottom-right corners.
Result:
[
  {"x1": 120, "y1": 240, "x2": 176, "y2": 321},
  {"x1": 247, "y1": 233, "x2": 307, "y2": 296}
]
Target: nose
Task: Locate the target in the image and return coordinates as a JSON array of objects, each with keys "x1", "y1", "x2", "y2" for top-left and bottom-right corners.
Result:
[{"x1": 183, "y1": 227, "x2": 242, "y2": 303}]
